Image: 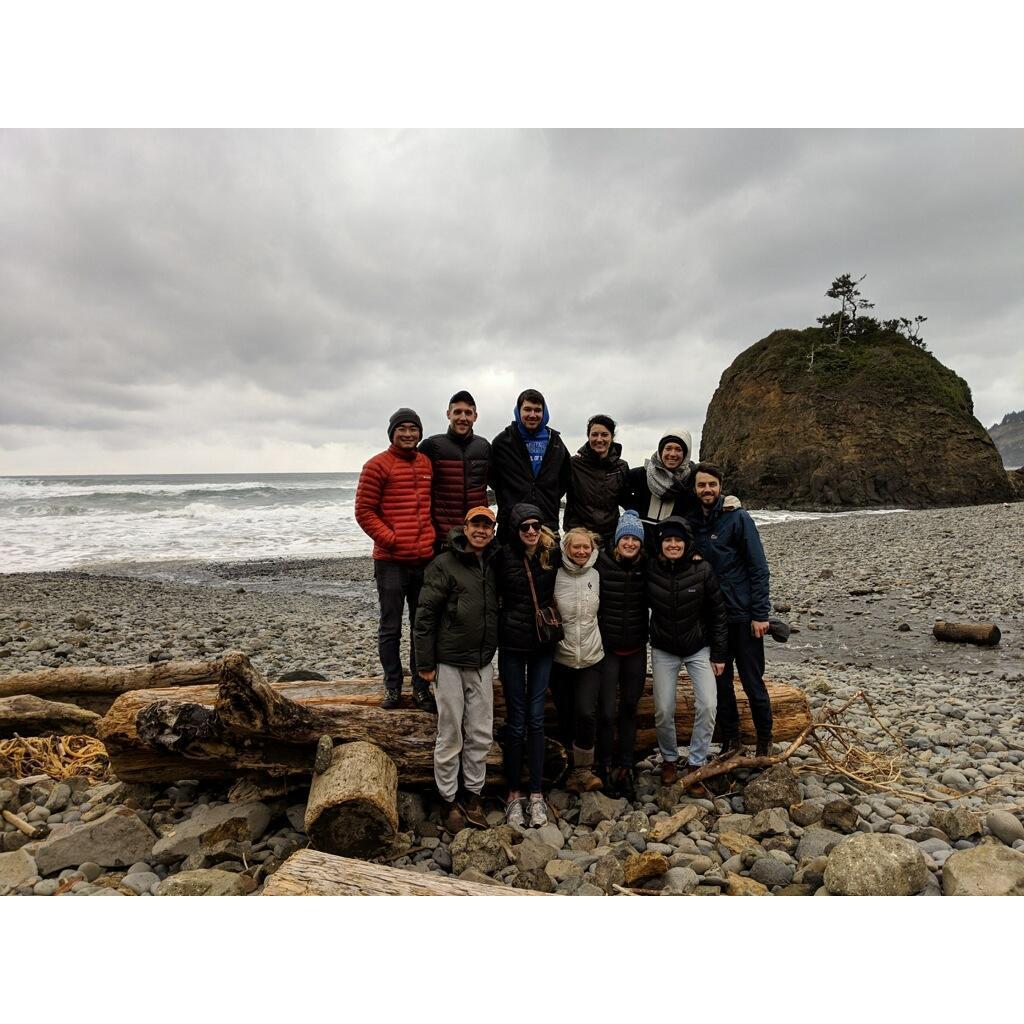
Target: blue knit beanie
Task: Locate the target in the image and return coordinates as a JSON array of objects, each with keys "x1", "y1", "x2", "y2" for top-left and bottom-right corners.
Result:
[{"x1": 614, "y1": 510, "x2": 645, "y2": 545}]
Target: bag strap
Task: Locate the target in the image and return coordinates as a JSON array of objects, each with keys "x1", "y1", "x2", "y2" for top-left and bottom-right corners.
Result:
[{"x1": 523, "y1": 556, "x2": 542, "y2": 614}]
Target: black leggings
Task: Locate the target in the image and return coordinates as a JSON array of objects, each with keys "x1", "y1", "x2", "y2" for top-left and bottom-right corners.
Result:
[
  {"x1": 597, "y1": 650, "x2": 647, "y2": 768},
  {"x1": 550, "y1": 661, "x2": 603, "y2": 751}
]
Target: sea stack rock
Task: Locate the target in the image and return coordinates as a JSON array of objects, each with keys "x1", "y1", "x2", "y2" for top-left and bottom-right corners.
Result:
[{"x1": 700, "y1": 327, "x2": 1014, "y2": 509}]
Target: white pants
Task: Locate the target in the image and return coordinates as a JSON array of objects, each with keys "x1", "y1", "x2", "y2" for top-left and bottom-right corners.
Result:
[{"x1": 433, "y1": 663, "x2": 495, "y2": 801}]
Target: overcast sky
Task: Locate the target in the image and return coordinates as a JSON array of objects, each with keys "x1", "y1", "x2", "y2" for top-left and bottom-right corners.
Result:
[{"x1": 1, "y1": 127, "x2": 1021, "y2": 475}]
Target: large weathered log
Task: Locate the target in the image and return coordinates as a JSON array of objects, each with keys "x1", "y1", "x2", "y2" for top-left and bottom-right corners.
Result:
[
  {"x1": 0, "y1": 695, "x2": 101, "y2": 738},
  {"x1": 262, "y1": 848, "x2": 546, "y2": 896},
  {"x1": 932, "y1": 620, "x2": 1001, "y2": 646},
  {"x1": 305, "y1": 742, "x2": 398, "y2": 857}
]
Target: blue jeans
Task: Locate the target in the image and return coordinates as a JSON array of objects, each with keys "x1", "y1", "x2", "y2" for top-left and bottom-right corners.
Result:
[
  {"x1": 499, "y1": 649, "x2": 552, "y2": 794},
  {"x1": 651, "y1": 646, "x2": 717, "y2": 767}
]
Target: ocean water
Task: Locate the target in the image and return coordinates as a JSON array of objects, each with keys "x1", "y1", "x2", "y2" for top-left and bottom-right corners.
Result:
[{"x1": 0, "y1": 473, "x2": 905, "y2": 574}]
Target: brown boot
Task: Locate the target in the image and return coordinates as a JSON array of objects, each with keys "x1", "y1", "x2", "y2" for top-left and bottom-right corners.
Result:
[
  {"x1": 566, "y1": 746, "x2": 603, "y2": 793},
  {"x1": 715, "y1": 736, "x2": 745, "y2": 761},
  {"x1": 660, "y1": 761, "x2": 678, "y2": 787},
  {"x1": 755, "y1": 738, "x2": 773, "y2": 758},
  {"x1": 440, "y1": 799, "x2": 466, "y2": 834},
  {"x1": 459, "y1": 792, "x2": 488, "y2": 828}
]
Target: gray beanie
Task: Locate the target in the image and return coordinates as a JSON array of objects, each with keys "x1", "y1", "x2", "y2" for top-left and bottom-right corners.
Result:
[
  {"x1": 614, "y1": 510, "x2": 645, "y2": 545},
  {"x1": 388, "y1": 407, "x2": 423, "y2": 440}
]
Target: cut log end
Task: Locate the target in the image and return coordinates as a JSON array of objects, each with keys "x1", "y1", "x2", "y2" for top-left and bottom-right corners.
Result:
[
  {"x1": 932, "y1": 620, "x2": 1001, "y2": 646},
  {"x1": 309, "y1": 804, "x2": 396, "y2": 859}
]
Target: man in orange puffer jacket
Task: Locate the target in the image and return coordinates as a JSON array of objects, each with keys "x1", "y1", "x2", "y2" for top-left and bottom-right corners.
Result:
[{"x1": 355, "y1": 408, "x2": 437, "y2": 712}]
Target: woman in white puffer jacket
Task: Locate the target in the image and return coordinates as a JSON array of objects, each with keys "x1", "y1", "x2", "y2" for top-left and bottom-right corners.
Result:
[{"x1": 550, "y1": 527, "x2": 605, "y2": 792}]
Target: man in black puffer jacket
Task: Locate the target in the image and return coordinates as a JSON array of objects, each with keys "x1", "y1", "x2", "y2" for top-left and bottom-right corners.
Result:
[
  {"x1": 414, "y1": 506, "x2": 499, "y2": 833},
  {"x1": 646, "y1": 516, "x2": 728, "y2": 785},
  {"x1": 490, "y1": 388, "x2": 571, "y2": 543},
  {"x1": 420, "y1": 390, "x2": 491, "y2": 551}
]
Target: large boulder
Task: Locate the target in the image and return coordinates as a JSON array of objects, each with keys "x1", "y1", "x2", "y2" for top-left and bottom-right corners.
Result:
[
  {"x1": 941, "y1": 844, "x2": 1024, "y2": 896},
  {"x1": 578, "y1": 791, "x2": 627, "y2": 827},
  {"x1": 33, "y1": 807, "x2": 157, "y2": 875},
  {"x1": 823, "y1": 833, "x2": 929, "y2": 895},
  {"x1": 742, "y1": 765, "x2": 800, "y2": 814},
  {"x1": 701, "y1": 328, "x2": 1014, "y2": 509},
  {"x1": 0, "y1": 849, "x2": 38, "y2": 890},
  {"x1": 451, "y1": 826, "x2": 514, "y2": 876},
  {"x1": 151, "y1": 801, "x2": 271, "y2": 864},
  {"x1": 155, "y1": 869, "x2": 249, "y2": 896}
]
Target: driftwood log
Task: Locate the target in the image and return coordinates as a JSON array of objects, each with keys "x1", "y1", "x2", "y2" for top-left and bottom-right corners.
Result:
[
  {"x1": 932, "y1": 620, "x2": 1001, "y2": 646},
  {"x1": 305, "y1": 742, "x2": 398, "y2": 857},
  {"x1": 263, "y1": 849, "x2": 546, "y2": 896},
  {"x1": 0, "y1": 695, "x2": 101, "y2": 738}
]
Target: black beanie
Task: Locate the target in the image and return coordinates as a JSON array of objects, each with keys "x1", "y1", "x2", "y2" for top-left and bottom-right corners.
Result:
[
  {"x1": 658, "y1": 434, "x2": 687, "y2": 457},
  {"x1": 657, "y1": 516, "x2": 692, "y2": 543},
  {"x1": 388, "y1": 408, "x2": 423, "y2": 440}
]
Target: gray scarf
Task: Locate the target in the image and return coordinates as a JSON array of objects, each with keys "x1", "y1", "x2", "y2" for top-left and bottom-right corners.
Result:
[{"x1": 645, "y1": 453, "x2": 693, "y2": 499}]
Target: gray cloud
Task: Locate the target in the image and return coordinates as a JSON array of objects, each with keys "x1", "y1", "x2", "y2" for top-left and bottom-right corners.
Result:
[{"x1": 1, "y1": 128, "x2": 1021, "y2": 473}]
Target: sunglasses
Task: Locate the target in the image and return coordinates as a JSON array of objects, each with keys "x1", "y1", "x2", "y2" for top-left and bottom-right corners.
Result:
[{"x1": 518, "y1": 522, "x2": 542, "y2": 534}]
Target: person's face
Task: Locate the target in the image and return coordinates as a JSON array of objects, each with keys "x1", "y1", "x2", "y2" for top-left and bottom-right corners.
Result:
[
  {"x1": 615, "y1": 535, "x2": 641, "y2": 559},
  {"x1": 447, "y1": 401, "x2": 477, "y2": 437},
  {"x1": 393, "y1": 422, "x2": 421, "y2": 449},
  {"x1": 518, "y1": 519, "x2": 542, "y2": 549},
  {"x1": 465, "y1": 515, "x2": 494, "y2": 550},
  {"x1": 695, "y1": 471, "x2": 722, "y2": 507},
  {"x1": 661, "y1": 536, "x2": 685, "y2": 560},
  {"x1": 567, "y1": 535, "x2": 593, "y2": 566},
  {"x1": 588, "y1": 423, "x2": 612, "y2": 457},
  {"x1": 519, "y1": 401, "x2": 544, "y2": 431},
  {"x1": 660, "y1": 442, "x2": 685, "y2": 470}
]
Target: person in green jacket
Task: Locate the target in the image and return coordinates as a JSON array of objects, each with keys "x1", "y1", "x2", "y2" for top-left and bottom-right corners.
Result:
[{"x1": 414, "y1": 506, "x2": 499, "y2": 834}]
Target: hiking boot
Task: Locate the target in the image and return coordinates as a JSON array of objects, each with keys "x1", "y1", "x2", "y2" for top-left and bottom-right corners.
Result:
[
  {"x1": 505, "y1": 798, "x2": 526, "y2": 828},
  {"x1": 566, "y1": 766, "x2": 603, "y2": 794},
  {"x1": 460, "y1": 792, "x2": 488, "y2": 829},
  {"x1": 440, "y1": 799, "x2": 465, "y2": 834},
  {"x1": 412, "y1": 684, "x2": 437, "y2": 714},
  {"x1": 611, "y1": 767, "x2": 637, "y2": 802},
  {"x1": 660, "y1": 761, "x2": 678, "y2": 787},
  {"x1": 527, "y1": 795, "x2": 548, "y2": 828},
  {"x1": 755, "y1": 738, "x2": 774, "y2": 758},
  {"x1": 380, "y1": 688, "x2": 401, "y2": 710},
  {"x1": 715, "y1": 736, "x2": 745, "y2": 761}
]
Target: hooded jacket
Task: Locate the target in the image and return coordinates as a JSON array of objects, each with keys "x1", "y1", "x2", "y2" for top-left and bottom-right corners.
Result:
[
  {"x1": 490, "y1": 405, "x2": 571, "y2": 542},
  {"x1": 413, "y1": 527, "x2": 498, "y2": 673},
  {"x1": 563, "y1": 441, "x2": 631, "y2": 542},
  {"x1": 419, "y1": 428, "x2": 491, "y2": 542},
  {"x1": 595, "y1": 546, "x2": 648, "y2": 653},
  {"x1": 553, "y1": 532, "x2": 603, "y2": 669},
  {"x1": 354, "y1": 443, "x2": 435, "y2": 563},
  {"x1": 688, "y1": 496, "x2": 771, "y2": 623},
  {"x1": 623, "y1": 427, "x2": 699, "y2": 547},
  {"x1": 493, "y1": 502, "x2": 562, "y2": 652},
  {"x1": 646, "y1": 548, "x2": 728, "y2": 662}
]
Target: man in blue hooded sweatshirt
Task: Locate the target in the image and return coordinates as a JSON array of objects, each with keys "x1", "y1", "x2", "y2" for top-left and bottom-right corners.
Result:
[{"x1": 490, "y1": 388, "x2": 571, "y2": 543}]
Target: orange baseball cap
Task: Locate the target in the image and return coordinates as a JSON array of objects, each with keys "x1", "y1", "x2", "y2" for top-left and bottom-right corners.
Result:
[{"x1": 465, "y1": 506, "x2": 496, "y2": 523}]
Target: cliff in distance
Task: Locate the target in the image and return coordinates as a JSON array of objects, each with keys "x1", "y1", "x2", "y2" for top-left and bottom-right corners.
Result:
[
  {"x1": 700, "y1": 327, "x2": 1015, "y2": 509},
  {"x1": 988, "y1": 410, "x2": 1024, "y2": 468}
]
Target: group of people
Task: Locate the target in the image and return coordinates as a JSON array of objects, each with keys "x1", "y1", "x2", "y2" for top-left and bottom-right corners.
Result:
[{"x1": 354, "y1": 388, "x2": 774, "y2": 834}]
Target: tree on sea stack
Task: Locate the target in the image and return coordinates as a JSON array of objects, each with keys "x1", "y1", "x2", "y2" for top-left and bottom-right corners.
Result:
[{"x1": 700, "y1": 281, "x2": 1015, "y2": 510}]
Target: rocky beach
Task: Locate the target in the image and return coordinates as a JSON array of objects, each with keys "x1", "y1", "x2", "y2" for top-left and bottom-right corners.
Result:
[{"x1": 2, "y1": 502, "x2": 1022, "y2": 896}]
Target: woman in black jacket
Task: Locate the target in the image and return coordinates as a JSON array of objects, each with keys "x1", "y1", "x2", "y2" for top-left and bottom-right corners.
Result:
[
  {"x1": 494, "y1": 502, "x2": 561, "y2": 829},
  {"x1": 624, "y1": 429, "x2": 699, "y2": 550},
  {"x1": 563, "y1": 414, "x2": 631, "y2": 545},
  {"x1": 645, "y1": 516, "x2": 728, "y2": 786},
  {"x1": 594, "y1": 510, "x2": 649, "y2": 800}
]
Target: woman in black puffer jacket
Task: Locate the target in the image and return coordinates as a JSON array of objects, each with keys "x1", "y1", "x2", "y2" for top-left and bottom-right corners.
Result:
[
  {"x1": 493, "y1": 502, "x2": 561, "y2": 829},
  {"x1": 594, "y1": 510, "x2": 649, "y2": 800},
  {"x1": 645, "y1": 516, "x2": 728, "y2": 786},
  {"x1": 563, "y1": 414, "x2": 631, "y2": 545}
]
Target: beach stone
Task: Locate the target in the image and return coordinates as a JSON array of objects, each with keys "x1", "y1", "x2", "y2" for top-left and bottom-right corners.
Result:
[
  {"x1": 660, "y1": 866, "x2": 700, "y2": 894},
  {"x1": 790, "y1": 800, "x2": 825, "y2": 827},
  {"x1": 592, "y1": 853, "x2": 625, "y2": 893},
  {"x1": 77, "y1": 861, "x2": 103, "y2": 881},
  {"x1": 450, "y1": 826, "x2": 513, "y2": 876},
  {"x1": 578, "y1": 791, "x2": 627, "y2": 827},
  {"x1": 623, "y1": 850, "x2": 670, "y2": 886},
  {"x1": 511, "y1": 867, "x2": 555, "y2": 893},
  {"x1": 750, "y1": 856, "x2": 795, "y2": 887},
  {"x1": 931, "y1": 807, "x2": 983, "y2": 841},
  {"x1": 942, "y1": 844, "x2": 1024, "y2": 895},
  {"x1": 749, "y1": 807, "x2": 790, "y2": 838},
  {"x1": 457, "y1": 867, "x2": 502, "y2": 886},
  {"x1": 1, "y1": 850, "x2": 37, "y2": 891},
  {"x1": 532, "y1": 822, "x2": 565, "y2": 850},
  {"x1": 795, "y1": 828, "x2": 845, "y2": 862},
  {"x1": 396, "y1": 792, "x2": 426, "y2": 827},
  {"x1": 725, "y1": 871, "x2": 769, "y2": 896},
  {"x1": 515, "y1": 837, "x2": 559, "y2": 872},
  {"x1": 986, "y1": 810, "x2": 1024, "y2": 846},
  {"x1": 824, "y1": 834, "x2": 929, "y2": 895},
  {"x1": 150, "y1": 801, "x2": 271, "y2": 863},
  {"x1": 431, "y1": 846, "x2": 452, "y2": 871},
  {"x1": 44, "y1": 783, "x2": 72, "y2": 812},
  {"x1": 777, "y1": 883, "x2": 815, "y2": 896},
  {"x1": 821, "y1": 799, "x2": 859, "y2": 833},
  {"x1": 122, "y1": 871, "x2": 160, "y2": 895},
  {"x1": 33, "y1": 878, "x2": 61, "y2": 896},
  {"x1": 155, "y1": 868, "x2": 249, "y2": 896},
  {"x1": 285, "y1": 804, "x2": 307, "y2": 832},
  {"x1": 33, "y1": 807, "x2": 157, "y2": 875},
  {"x1": 545, "y1": 859, "x2": 583, "y2": 885},
  {"x1": 742, "y1": 765, "x2": 800, "y2": 814},
  {"x1": 940, "y1": 769, "x2": 970, "y2": 792},
  {"x1": 576, "y1": 882, "x2": 604, "y2": 896},
  {"x1": 718, "y1": 831, "x2": 763, "y2": 856}
]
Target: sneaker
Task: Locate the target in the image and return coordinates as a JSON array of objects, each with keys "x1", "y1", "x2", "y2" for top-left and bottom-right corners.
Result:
[
  {"x1": 440, "y1": 799, "x2": 466, "y2": 834},
  {"x1": 565, "y1": 767, "x2": 603, "y2": 794},
  {"x1": 660, "y1": 761, "x2": 678, "y2": 787},
  {"x1": 412, "y1": 685, "x2": 437, "y2": 714},
  {"x1": 380, "y1": 689, "x2": 401, "y2": 710},
  {"x1": 505, "y1": 798, "x2": 526, "y2": 828},
  {"x1": 755, "y1": 738, "x2": 774, "y2": 758},
  {"x1": 460, "y1": 792, "x2": 488, "y2": 829},
  {"x1": 527, "y1": 796, "x2": 548, "y2": 828}
]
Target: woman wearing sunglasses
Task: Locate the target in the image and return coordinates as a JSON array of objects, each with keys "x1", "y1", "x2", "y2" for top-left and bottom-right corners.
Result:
[{"x1": 494, "y1": 502, "x2": 561, "y2": 828}]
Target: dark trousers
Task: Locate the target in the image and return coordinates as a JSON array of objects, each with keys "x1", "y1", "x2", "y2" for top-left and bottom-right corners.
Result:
[
  {"x1": 716, "y1": 621, "x2": 773, "y2": 742},
  {"x1": 499, "y1": 649, "x2": 552, "y2": 794},
  {"x1": 374, "y1": 560, "x2": 425, "y2": 692},
  {"x1": 598, "y1": 650, "x2": 647, "y2": 768},
  {"x1": 550, "y1": 661, "x2": 603, "y2": 751}
]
